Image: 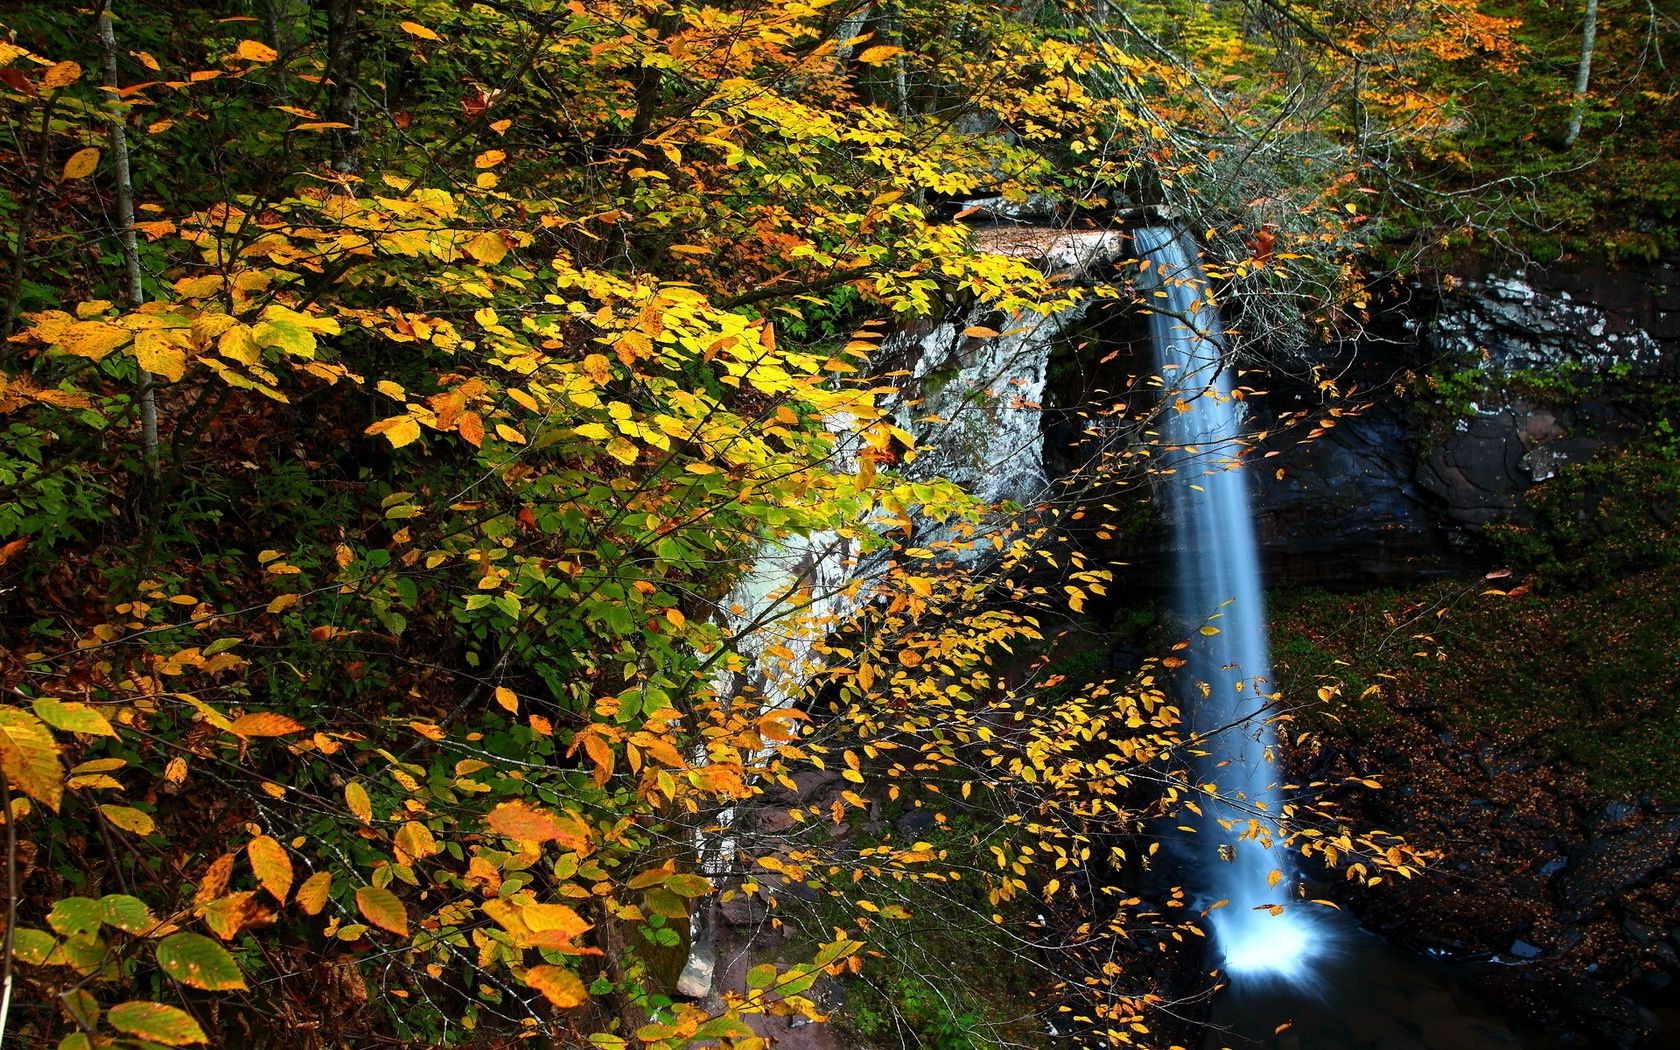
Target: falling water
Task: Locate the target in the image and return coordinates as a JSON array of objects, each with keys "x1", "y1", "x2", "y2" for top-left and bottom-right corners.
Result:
[{"x1": 1133, "y1": 226, "x2": 1323, "y2": 984}]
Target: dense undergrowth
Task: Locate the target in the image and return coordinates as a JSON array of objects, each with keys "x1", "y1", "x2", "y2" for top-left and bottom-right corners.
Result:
[{"x1": 0, "y1": 0, "x2": 1656, "y2": 1045}]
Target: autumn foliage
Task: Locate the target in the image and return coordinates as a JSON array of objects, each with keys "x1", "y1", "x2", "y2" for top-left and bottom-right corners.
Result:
[{"x1": 0, "y1": 0, "x2": 1501, "y2": 1045}]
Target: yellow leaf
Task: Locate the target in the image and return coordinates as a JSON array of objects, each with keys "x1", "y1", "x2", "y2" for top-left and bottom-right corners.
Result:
[
  {"x1": 233, "y1": 39, "x2": 278, "y2": 62},
  {"x1": 61, "y1": 148, "x2": 100, "y2": 180},
  {"x1": 0, "y1": 709, "x2": 62, "y2": 812},
  {"x1": 395, "y1": 820, "x2": 439, "y2": 860},
  {"x1": 1199, "y1": 625, "x2": 1220, "y2": 636},
  {"x1": 33, "y1": 699, "x2": 115, "y2": 737},
  {"x1": 100, "y1": 804, "x2": 155, "y2": 836},
  {"x1": 856, "y1": 45, "x2": 903, "y2": 65},
  {"x1": 485, "y1": 801, "x2": 591, "y2": 851},
  {"x1": 345, "y1": 781, "x2": 372, "y2": 824},
  {"x1": 218, "y1": 325, "x2": 260, "y2": 365},
  {"x1": 475, "y1": 149, "x2": 506, "y2": 169},
  {"x1": 399, "y1": 20, "x2": 441, "y2": 41},
  {"x1": 107, "y1": 1001, "x2": 208, "y2": 1046},
  {"x1": 51, "y1": 320, "x2": 131, "y2": 360},
  {"x1": 295, "y1": 871, "x2": 332, "y2": 915},
  {"x1": 133, "y1": 328, "x2": 191, "y2": 382},
  {"x1": 494, "y1": 686, "x2": 518, "y2": 713},
  {"x1": 524, "y1": 965, "x2": 588, "y2": 1008},
  {"x1": 247, "y1": 835, "x2": 294, "y2": 901},
  {"x1": 494, "y1": 423, "x2": 525, "y2": 445},
  {"x1": 266, "y1": 593, "x2": 299, "y2": 614},
  {"x1": 465, "y1": 230, "x2": 508, "y2": 265},
  {"x1": 366, "y1": 415, "x2": 423, "y2": 448},
  {"x1": 356, "y1": 884, "x2": 408, "y2": 935}
]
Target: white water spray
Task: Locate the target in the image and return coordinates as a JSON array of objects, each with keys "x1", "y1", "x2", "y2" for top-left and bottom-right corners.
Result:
[{"x1": 1134, "y1": 226, "x2": 1324, "y2": 984}]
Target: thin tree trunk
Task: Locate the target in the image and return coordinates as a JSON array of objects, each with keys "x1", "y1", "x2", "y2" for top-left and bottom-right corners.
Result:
[
  {"x1": 1565, "y1": 0, "x2": 1599, "y2": 146},
  {"x1": 1, "y1": 96, "x2": 59, "y2": 339},
  {"x1": 98, "y1": 0, "x2": 159, "y2": 483},
  {"x1": 322, "y1": 0, "x2": 361, "y2": 172}
]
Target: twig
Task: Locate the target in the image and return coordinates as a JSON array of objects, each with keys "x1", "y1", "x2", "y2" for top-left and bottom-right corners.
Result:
[{"x1": 0, "y1": 778, "x2": 18, "y2": 1048}]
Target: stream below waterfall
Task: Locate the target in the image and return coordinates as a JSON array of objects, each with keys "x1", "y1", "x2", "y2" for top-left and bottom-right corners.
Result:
[{"x1": 1202, "y1": 927, "x2": 1569, "y2": 1050}]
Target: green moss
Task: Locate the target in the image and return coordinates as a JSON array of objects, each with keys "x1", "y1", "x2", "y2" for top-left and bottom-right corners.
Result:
[{"x1": 1272, "y1": 569, "x2": 1680, "y2": 804}]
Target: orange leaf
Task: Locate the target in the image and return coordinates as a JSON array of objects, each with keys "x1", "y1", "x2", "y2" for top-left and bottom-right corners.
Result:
[
  {"x1": 233, "y1": 39, "x2": 278, "y2": 62},
  {"x1": 247, "y1": 835, "x2": 294, "y2": 901},
  {"x1": 485, "y1": 801, "x2": 591, "y2": 851},
  {"x1": 195, "y1": 854, "x2": 235, "y2": 904},
  {"x1": 524, "y1": 965, "x2": 588, "y2": 1008},
  {"x1": 43, "y1": 61, "x2": 81, "y2": 89},
  {"x1": 229, "y1": 712, "x2": 304, "y2": 737},
  {"x1": 457, "y1": 412, "x2": 484, "y2": 447},
  {"x1": 61, "y1": 148, "x2": 100, "y2": 180}
]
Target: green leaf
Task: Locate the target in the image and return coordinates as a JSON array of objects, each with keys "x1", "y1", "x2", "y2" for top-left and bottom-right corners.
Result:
[
  {"x1": 62, "y1": 988, "x2": 99, "y2": 1028},
  {"x1": 99, "y1": 893, "x2": 159, "y2": 934},
  {"x1": 10, "y1": 927, "x2": 57, "y2": 965},
  {"x1": 47, "y1": 897, "x2": 103, "y2": 936},
  {"x1": 664, "y1": 872, "x2": 712, "y2": 898},
  {"x1": 156, "y1": 932, "x2": 247, "y2": 990},
  {"x1": 641, "y1": 887, "x2": 687, "y2": 920},
  {"x1": 50, "y1": 933, "x2": 110, "y2": 976},
  {"x1": 107, "y1": 1001, "x2": 209, "y2": 1045},
  {"x1": 745, "y1": 962, "x2": 778, "y2": 989},
  {"x1": 32, "y1": 699, "x2": 116, "y2": 737}
]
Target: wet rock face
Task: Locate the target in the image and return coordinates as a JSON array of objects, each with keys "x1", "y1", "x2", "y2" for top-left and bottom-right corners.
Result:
[
  {"x1": 1238, "y1": 265, "x2": 1674, "y2": 581},
  {"x1": 1429, "y1": 274, "x2": 1666, "y2": 374},
  {"x1": 1250, "y1": 386, "x2": 1460, "y2": 587}
]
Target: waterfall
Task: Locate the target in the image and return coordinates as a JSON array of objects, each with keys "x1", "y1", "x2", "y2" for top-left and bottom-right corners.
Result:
[{"x1": 1133, "y1": 226, "x2": 1322, "y2": 983}]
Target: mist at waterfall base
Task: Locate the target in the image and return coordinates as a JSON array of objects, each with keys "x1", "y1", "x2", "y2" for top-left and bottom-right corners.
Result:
[{"x1": 1134, "y1": 227, "x2": 1331, "y2": 986}]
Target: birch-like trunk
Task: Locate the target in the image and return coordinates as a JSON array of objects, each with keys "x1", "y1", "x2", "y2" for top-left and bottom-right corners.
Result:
[{"x1": 1565, "y1": 0, "x2": 1599, "y2": 146}]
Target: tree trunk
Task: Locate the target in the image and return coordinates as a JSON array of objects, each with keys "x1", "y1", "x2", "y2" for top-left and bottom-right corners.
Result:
[
  {"x1": 1565, "y1": 0, "x2": 1598, "y2": 146},
  {"x1": 320, "y1": 0, "x2": 361, "y2": 171},
  {"x1": 98, "y1": 0, "x2": 159, "y2": 483}
]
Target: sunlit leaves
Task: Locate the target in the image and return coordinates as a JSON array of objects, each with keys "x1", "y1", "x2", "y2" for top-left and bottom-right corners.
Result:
[
  {"x1": 523, "y1": 965, "x2": 588, "y2": 1008},
  {"x1": 485, "y1": 801, "x2": 592, "y2": 850},
  {"x1": 231, "y1": 40, "x2": 278, "y2": 63},
  {"x1": 295, "y1": 872, "x2": 332, "y2": 916},
  {"x1": 0, "y1": 708, "x2": 62, "y2": 811},
  {"x1": 229, "y1": 712, "x2": 304, "y2": 737},
  {"x1": 344, "y1": 781, "x2": 373, "y2": 824}
]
